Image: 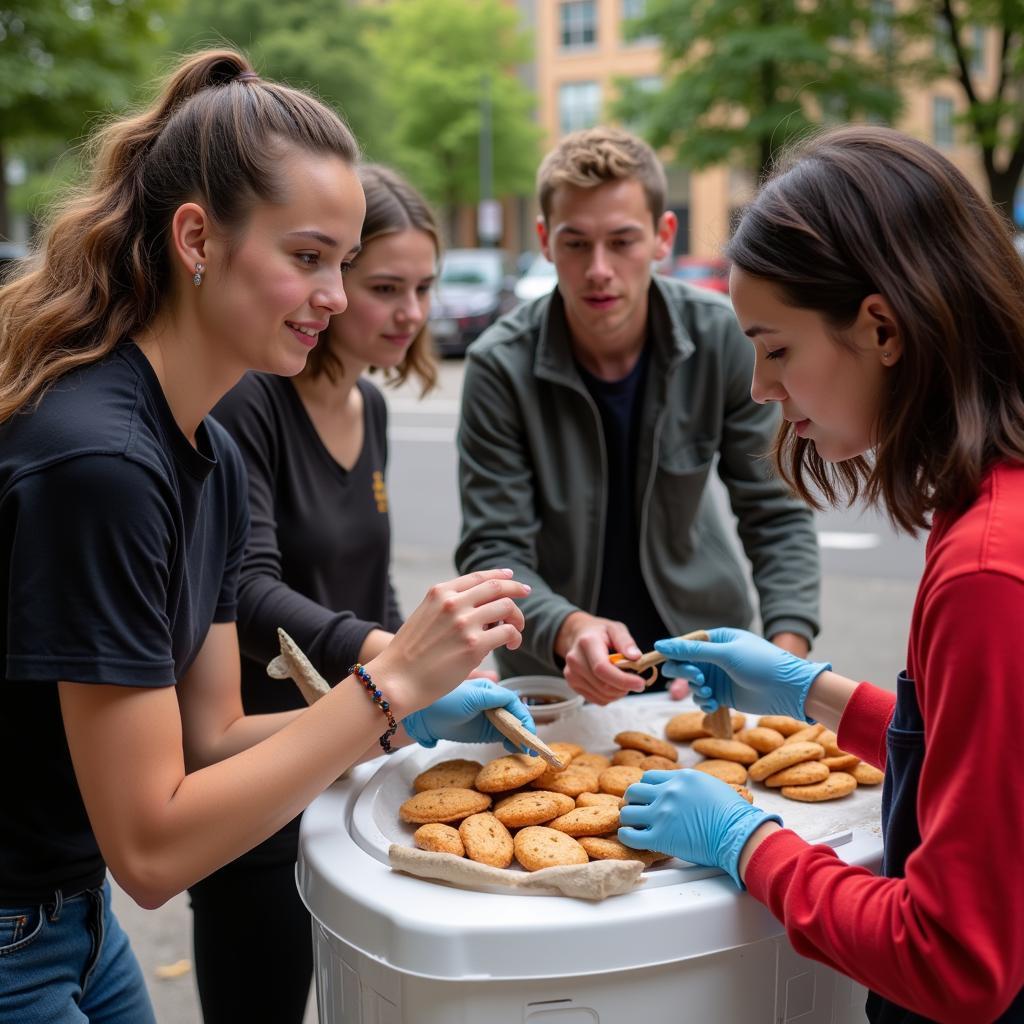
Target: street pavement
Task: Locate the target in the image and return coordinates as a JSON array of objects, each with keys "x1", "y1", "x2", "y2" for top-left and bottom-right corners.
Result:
[{"x1": 115, "y1": 357, "x2": 921, "y2": 1023}]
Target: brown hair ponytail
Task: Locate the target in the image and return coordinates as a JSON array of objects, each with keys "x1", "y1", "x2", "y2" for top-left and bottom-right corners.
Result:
[{"x1": 0, "y1": 49, "x2": 359, "y2": 422}]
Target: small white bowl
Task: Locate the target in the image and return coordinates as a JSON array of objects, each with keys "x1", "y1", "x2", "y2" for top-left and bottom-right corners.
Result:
[{"x1": 501, "y1": 675, "x2": 584, "y2": 724}]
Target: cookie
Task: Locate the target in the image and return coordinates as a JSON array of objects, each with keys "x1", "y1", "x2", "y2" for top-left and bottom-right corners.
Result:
[
  {"x1": 757, "y1": 715, "x2": 806, "y2": 736},
  {"x1": 764, "y1": 760, "x2": 830, "y2": 788},
  {"x1": 691, "y1": 738, "x2": 759, "y2": 765},
  {"x1": 598, "y1": 765, "x2": 644, "y2": 796},
  {"x1": 817, "y1": 729, "x2": 843, "y2": 757},
  {"x1": 735, "y1": 727, "x2": 785, "y2": 754},
  {"x1": 399, "y1": 787, "x2": 492, "y2": 824},
  {"x1": 782, "y1": 771, "x2": 858, "y2": 802},
  {"x1": 730, "y1": 711, "x2": 747, "y2": 732},
  {"x1": 413, "y1": 823, "x2": 465, "y2": 856},
  {"x1": 664, "y1": 710, "x2": 709, "y2": 742},
  {"x1": 548, "y1": 742, "x2": 585, "y2": 764},
  {"x1": 575, "y1": 792, "x2": 624, "y2": 808},
  {"x1": 413, "y1": 758, "x2": 484, "y2": 793},
  {"x1": 459, "y1": 813, "x2": 514, "y2": 868},
  {"x1": 475, "y1": 754, "x2": 549, "y2": 793},
  {"x1": 547, "y1": 804, "x2": 621, "y2": 838},
  {"x1": 570, "y1": 753, "x2": 612, "y2": 772},
  {"x1": 513, "y1": 826, "x2": 589, "y2": 871},
  {"x1": 851, "y1": 762, "x2": 885, "y2": 785},
  {"x1": 493, "y1": 790, "x2": 575, "y2": 828},
  {"x1": 729, "y1": 784, "x2": 754, "y2": 804},
  {"x1": 821, "y1": 754, "x2": 860, "y2": 771},
  {"x1": 639, "y1": 754, "x2": 681, "y2": 771},
  {"x1": 614, "y1": 731, "x2": 678, "y2": 761},
  {"x1": 611, "y1": 748, "x2": 646, "y2": 767},
  {"x1": 531, "y1": 766, "x2": 601, "y2": 797},
  {"x1": 748, "y1": 741, "x2": 826, "y2": 782},
  {"x1": 578, "y1": 836, "x2": 663, "y2": 866},
  {"x1": 782, "y1": 723, "x2": 825, "y2": 746},
  {"x1": 692, "y1": 759, "x2": 747, "y2": 785}
]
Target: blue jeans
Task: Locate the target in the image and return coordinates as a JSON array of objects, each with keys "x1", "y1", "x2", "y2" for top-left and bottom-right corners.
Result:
[{"x1": 0, "y1": 879, "x2": 156, "y2": 1024}]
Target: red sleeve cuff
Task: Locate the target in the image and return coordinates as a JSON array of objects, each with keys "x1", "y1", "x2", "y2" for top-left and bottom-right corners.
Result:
[
  {"x1": 836, "y1": 682, "x2": 895, "y2": 770},
  {"x1": 744, "y1": 827, "x2": 809, "y2": 904}
]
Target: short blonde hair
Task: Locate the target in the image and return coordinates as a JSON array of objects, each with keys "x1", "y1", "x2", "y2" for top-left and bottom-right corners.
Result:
[{"x1": 536, "y1": 126, "x2": 667, "y2": 225}]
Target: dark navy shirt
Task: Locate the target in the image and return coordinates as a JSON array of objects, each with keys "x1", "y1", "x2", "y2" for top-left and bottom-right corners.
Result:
[
  {"x1": 577, "y1": 346, "x2": 668, "y2": 660},
  {"x1": 0, "y1": 342, "x2": 248, "y2": 901}
]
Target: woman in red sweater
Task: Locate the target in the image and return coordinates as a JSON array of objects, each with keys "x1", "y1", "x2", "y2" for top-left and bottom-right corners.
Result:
[{"x1": 618, "y1": 125, "x2": 1024, "y2": 1023}]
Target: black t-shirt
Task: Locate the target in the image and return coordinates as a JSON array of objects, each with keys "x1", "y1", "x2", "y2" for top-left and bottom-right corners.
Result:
[
  {"x1": 0, "y1": 342, "x2": 248, "y2": 901},
  {"x1": 577, "y1": 347, "x2": 669, "y2": 662},
  {"x1": 211, "y1": 373, "x2": 401, "y2": 863}
]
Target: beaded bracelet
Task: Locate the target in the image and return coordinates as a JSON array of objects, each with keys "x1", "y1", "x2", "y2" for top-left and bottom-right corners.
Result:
[{"x1": 348, "y1": 662, "x2": 398, "y2": 754}]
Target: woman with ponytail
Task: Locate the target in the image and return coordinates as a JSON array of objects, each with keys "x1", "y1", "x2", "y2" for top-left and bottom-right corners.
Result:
[
  {"x1": 195, "y1": 165, "x2": 443, "y2": 1024},
  {"x1": 0, "y1": 50, "x2": 532, "y2": 1023}
]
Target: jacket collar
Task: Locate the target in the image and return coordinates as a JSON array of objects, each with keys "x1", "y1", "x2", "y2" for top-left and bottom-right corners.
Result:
[{"x1": 533, "y1": 275, "x2": 695, "y2": 387}]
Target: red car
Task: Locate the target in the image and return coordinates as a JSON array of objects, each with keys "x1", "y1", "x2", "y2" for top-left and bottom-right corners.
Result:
[{"x1": 672, "y1": 256, "x2": 730, "y2": 293}]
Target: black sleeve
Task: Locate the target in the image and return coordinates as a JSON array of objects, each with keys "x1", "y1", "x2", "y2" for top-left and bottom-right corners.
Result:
[
  {"x1": 212, "y1": 377, "x2": 387, "y2": 683},
  {"x1": 5, "y1": 455, "x2": 177, "y2": 686}
]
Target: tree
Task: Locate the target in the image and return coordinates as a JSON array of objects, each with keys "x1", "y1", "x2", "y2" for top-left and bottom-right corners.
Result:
[
  {"x1": 928, "y1": 0, "x2": 1024, "y2": 213},
  {"x1": 170, "y1": 0, "x2": 385, "y2": 156},
  {"x1": 367, "y1": 0, "x2": 542, "y2": 229},
  {"x1": 0, "y1": 0, "x2": 171, "y2": 239},
  {"x1": 614, "y1": 0, "x2": 907, "y2": 183}
]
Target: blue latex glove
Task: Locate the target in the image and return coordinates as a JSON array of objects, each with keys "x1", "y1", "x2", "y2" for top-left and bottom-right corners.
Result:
[
  {"x1": 655, "y1": 627, "x2": 830, "y2": 722},
  {"x1": 619, "y1": 770, "x2": 782, "y2": 888},
  {"x1": 402, "y1": 678, "x2": 537, "y2": 752}
]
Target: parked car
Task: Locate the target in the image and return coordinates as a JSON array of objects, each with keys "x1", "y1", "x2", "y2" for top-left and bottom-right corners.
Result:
[
  {"x1": 429, "y1": 248, "x2": 518, "y2": 356},
  {"x1": 513, "y1": 254, "x2": 558, "y2": 304},
  {"x1": 672, "y1": 255, "x2": 730, "y2": 294}
]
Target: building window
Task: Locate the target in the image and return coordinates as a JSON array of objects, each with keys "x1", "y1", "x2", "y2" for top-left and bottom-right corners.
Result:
[
  {"x1": 933, "y1": 96, "x2": 954, "y2": 147},
  {"x1": 560, "y1": 1, "x2": 596, "y2": 49},
  {"x1": 558, "y1": 81, "x2": 602, "y2": 135},
  {"x1": 621, "y1": 0, "x2": 657, "y2": 44},
  {"x1": 869, "y1": 0, "x2": 893, "y2": 53},
  {"x1": 970, "y1": 25, "x2": 986, "y2": 74}
]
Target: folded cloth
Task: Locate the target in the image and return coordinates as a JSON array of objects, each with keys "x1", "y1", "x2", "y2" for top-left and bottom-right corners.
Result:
[{"x1": 388, "y1": 844, "x2": 644, "y2": 899}]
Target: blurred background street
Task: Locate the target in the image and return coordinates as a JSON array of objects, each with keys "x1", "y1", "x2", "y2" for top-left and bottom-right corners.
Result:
[{"x1": 114, "y1": 356, "x2": 923, "y2": 1024}]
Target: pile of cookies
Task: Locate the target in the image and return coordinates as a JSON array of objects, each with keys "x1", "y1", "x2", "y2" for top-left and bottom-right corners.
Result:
[
  {"x1": 665, "y1": 712, "x2": 883, "y2": 802},
  {"x1": 398, "y1": 740, "x2": 671, "y2": 872}
]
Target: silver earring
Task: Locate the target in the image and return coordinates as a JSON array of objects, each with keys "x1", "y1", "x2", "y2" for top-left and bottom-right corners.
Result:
[
  {"x1": 881, "y1": 351, "x2": 891, "y2": 359},
  {"x1": 193, "y1": 262, "x2": 204, "y2": 288}
]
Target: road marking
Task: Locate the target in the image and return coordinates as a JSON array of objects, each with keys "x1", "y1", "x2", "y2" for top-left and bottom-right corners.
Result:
[
  {"x1": 818, "y1": 531, "x2": 881, "y2": 550},
  {"x1": 389, "y1": 425, "x2": 457, "y2": 443}
]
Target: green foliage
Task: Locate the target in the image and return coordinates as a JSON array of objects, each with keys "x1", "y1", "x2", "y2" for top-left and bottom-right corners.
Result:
[
  {"x1": 169, "y1": 0, "x2": 385, "y2": 155},
  {"x1": 0, "y1": 0, "x2": 172, "y2": 228},
  {"x1": 368, "y1": 0, "x2": 542, "y2": 207},
  {"x1": 615, "y1": 0, "x2": 908, "y2": 180}
]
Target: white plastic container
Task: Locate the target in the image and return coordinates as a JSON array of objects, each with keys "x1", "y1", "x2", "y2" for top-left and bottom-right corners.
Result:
[{"x1": 299, "y1": 696, "x2": 882, "y2": 1023}]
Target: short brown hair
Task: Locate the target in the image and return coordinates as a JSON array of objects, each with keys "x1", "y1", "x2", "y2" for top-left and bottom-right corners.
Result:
[
  {"x1": 307, "y1": 164, "x2": 439, "y2": 396},
  {"x1": 536, "y1": 126, "x2": 667, "y2": 225},
  {"x1": 726, "y1": 124, "x2": 1024, "y2": 534}
]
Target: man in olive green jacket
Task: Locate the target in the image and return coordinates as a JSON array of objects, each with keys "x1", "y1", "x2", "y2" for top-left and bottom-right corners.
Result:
[{"x1": 456, "y1": 127, "x2": 820, "y2": 704}]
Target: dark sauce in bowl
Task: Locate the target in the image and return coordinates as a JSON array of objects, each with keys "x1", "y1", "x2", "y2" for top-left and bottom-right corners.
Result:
[{"x1": 520, "y1": 693, "x2": 564, "y2": 707}]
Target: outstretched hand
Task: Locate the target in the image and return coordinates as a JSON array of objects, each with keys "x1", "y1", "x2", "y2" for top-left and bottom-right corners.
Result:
[{"x1": 655, "y1": 627, "x2": 830, "y2": 722}]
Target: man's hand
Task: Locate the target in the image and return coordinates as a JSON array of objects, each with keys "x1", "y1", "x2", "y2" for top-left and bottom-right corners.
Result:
[{"x1": 555, "y1": 612, "x2": 647, "y2": 705}]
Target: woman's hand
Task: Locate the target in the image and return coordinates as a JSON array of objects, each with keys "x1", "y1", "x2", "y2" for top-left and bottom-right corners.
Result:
[
  {"x1": 365, "y1": 569, "x2": 529, "y2": 717},
  {"x1": 402, "y1": 678, "x2": 537, "y2": 751},
  {"x1": 655, "y1": 627, "x2": 830, "y2": 722}
]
